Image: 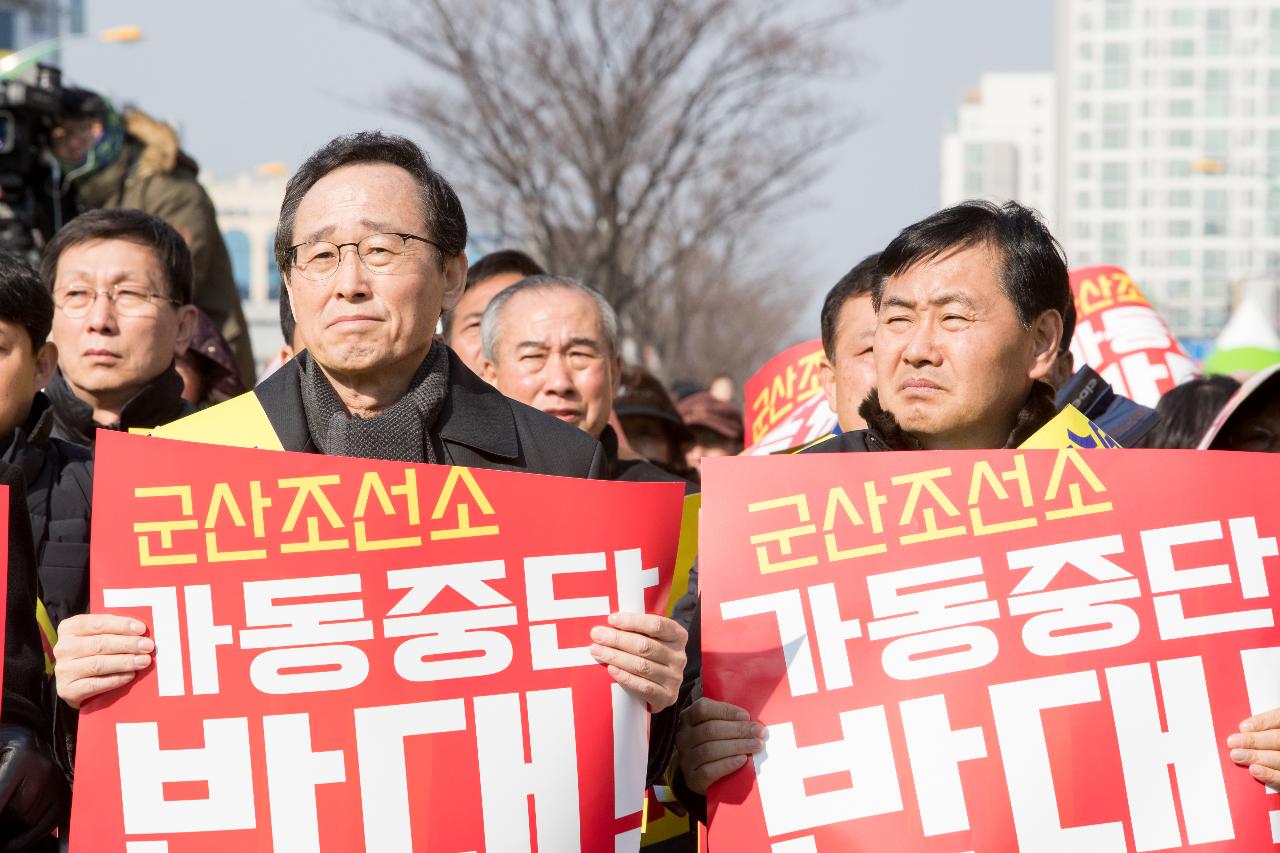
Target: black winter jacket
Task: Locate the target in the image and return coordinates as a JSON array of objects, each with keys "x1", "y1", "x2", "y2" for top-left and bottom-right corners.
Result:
[
  {"x1": 45, "y1": 365, "x2": 192, "y2": 448},
  {"x1": 0, "y1": 394, "x2": 93, "y2": 628},
  {"x1": 255, "y1": 350, "x2": 605, "y2": 477},
  {"x1": 804, "y1": 381, "x2": 1060, "y2": 454},
  {"x1": 0, "y1": 462, "x2": 69, "y2": 847}
]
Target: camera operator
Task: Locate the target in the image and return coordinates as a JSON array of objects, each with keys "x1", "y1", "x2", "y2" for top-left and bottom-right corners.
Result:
[
  {"x1": 52, "y1": 89, "x2": 254, "y2": 385},
  {"x1": 0, "y1": 64, "x2": 72, "y2": 261}
]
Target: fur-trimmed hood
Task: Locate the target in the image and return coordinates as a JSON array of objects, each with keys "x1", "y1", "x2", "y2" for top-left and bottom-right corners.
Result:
[
  {"x1": 121, "y1": 107, "x2": 199, "y2": 178},
  {"x1": 74, "y1": 106, "x2": 203, "y2": 212},
  {"x1": 804, "y1": 381, "x2": 1060, "y2": 454}
]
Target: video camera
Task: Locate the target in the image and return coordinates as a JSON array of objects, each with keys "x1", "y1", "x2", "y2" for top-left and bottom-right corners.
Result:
[{"x1": 0, "y1": 63, "x2": 63, "y2": 257}]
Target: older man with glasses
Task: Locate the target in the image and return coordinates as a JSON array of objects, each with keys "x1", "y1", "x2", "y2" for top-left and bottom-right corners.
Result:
[
  {"x1": 41, "y1": 208, "x2": 197, "y2": 447},
  {"x1": 53, "y1": 135, "x2": 689, "y2": 793}
]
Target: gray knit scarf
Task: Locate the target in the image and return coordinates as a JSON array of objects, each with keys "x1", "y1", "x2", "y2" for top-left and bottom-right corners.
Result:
[{"x1": 299, "y1": 344, "x2": 449, "y2": 463}]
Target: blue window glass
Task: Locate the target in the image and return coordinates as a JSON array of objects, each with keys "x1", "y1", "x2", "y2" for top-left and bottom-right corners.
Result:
[
  {"x1": 223, "y1": 229, "x2": 251, "y2": 300},
  {"x1": 0, "y1": 13, "x2": 16, "y2": 52},
  {"x1": 267, "y1": 230, "x2": 281, "y2": 300}
]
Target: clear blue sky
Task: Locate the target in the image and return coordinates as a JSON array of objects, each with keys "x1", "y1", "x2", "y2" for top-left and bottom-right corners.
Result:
[{"x1": 62, "y1": 0, "x2": 1054, "y2": 337}]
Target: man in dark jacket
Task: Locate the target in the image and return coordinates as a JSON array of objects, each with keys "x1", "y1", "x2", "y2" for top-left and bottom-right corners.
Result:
[
  {"x1": 0, "y1": 253, "x2": 81, "y2": 846},
  {"x1": 478, "y1": 275, "x2": 700, "y2": 780},
  {"x1": 53, "y1": 92, "x2": 255, "y2": 384},
  {"x1": 0, "y1": 250, "x2": 92, "y2": 629},
  {"x1": 53, "y1": 133, "x2": 688, "y2": 782},
  {"x1": 480, "y1": 274, "x2": 695, "y2": 490},
  {"x1": 0, "y1": 462, "x2": 71, "y2": 849},
  {"x1": 673, "y1": 200, "x2": 1073, "y2": 816},
  {"x1": 41, "y1": 209, "x2": 197, "y2": 447}
]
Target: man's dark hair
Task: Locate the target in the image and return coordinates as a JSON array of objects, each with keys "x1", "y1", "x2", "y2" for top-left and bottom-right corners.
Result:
[
  {"x1": 875, "y1": 200, "x2": 1069, "y2": 331},
  {"x1": 1059, "y1": 296, "x2": 1077, "y2": 354},
  {"x1": 1136, "y1": 375, "x2": 1241, "y2": 449},
  {"x1": 466, "y1": 249, "x2": 544, "y2": 289},
  {"x1": 442, "y1": 248, "x2": 545, "y2": 339},
  {"x1": 279, "y1": 286, "x2": 296, "y2": 349},
  {"x1": 0, "y1": 249, "x2": 52, "y2": 350},
  {"x1": 820, "y1": 253, "x2": 880, "y2": 359},
  {"x1": 40, "y1": 208, "x2": 194, "y2": 305},
  {"x1": 275, "y1": 131, "x2": 467, "y2": 279},
  {"x1": 60, "y1": 86, "x2": 107, "y2": 121}
]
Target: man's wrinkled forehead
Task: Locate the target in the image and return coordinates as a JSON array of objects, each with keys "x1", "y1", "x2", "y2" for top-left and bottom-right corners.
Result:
[
  {"x1": 505, "y1": 287, "x2": 607, "y2": 339},
  {"x1": 880, "y1": 242, "x2": 1003, "y2": 302},
  {"x1": 56, "y1": 237, "x2": 164, "y2": 280},
  {"x1": 298, "y1": 217, "x2": 403, "y2": 246},
  {"x1": 888, "y1": 239, "x2": 1000, "y2": 282},
  {"x1": 292, "y1": 162, "x2": 426, "y2": 244}
]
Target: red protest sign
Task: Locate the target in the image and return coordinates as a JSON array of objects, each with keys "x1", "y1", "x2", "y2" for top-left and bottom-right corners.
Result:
[
  {"x1": 71, "y1": 431, "x2": 684, "y2": 852},
  {"x1": 1069, "y1": 265, "x2": 1200, "y2": 407},
  {"x1": 701, "y1": 450, "x2": 1280, "y2": 851},
  {"x1": 744, "y1": 339, "x2": 836, "y2": 455}
]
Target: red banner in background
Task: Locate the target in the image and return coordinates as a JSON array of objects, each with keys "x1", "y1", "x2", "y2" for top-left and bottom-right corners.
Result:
[
  {"x1": 1068, "y1": 265, "x2": 1200, "y2": 408},
  {"x1": 701, "y1": 449, "x2": 1280, "y2": 851},
  {"x1": 71, "y1": 431, "x2": 684, "y2": 853},
  {"x1": 743, "y1": 339, "x2": 837, "y2": 455}
]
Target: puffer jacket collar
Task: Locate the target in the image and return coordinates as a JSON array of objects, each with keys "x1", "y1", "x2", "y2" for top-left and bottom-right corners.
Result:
[
  {"x1": 856, "y1": 380, "x2": 1060, "y2": 451},
  {"x1": 45, "y1": 365, "x2": 191, "y2": 446},
  {"x1": 0, "y1": 392, "x2": 56, "y2": 483}
]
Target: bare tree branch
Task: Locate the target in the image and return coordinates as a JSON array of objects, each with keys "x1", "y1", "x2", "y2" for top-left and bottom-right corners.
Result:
[{"x1": 335, "y1": 0, "x2": 881, "y2": 381}]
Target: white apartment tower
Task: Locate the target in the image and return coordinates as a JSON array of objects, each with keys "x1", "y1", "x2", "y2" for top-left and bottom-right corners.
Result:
[
  {"x1": 940, "y1": 72, "x2": 1057, "y2": 224},
  {"x1": 1057, "y1": 0, "x2": 1280, "y2": 339}
]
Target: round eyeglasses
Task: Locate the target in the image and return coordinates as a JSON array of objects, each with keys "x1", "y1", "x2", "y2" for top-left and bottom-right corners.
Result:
[
  {"x1": 54, "y1": 285, "x2": 182, "y2": 319},
  {"x1": 288, "y1": 232, "x2": 443, "y2": 282}
]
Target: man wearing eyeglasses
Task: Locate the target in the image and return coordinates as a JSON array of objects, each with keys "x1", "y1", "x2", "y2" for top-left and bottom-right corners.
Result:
[
  {"x1": 53, "y1": 134, "x2": 688, "y2": 789},
  {"x1": 40, "y1": 208, "x2": 197, "y2": 447}
]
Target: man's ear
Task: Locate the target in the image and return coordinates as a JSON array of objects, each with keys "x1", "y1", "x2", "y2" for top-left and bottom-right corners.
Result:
[
  {"x1": 33, "y1": 341, "x2": 57, "y2": 388},
  {"x1": 480, "y1": 355, "x2": 498, "y2": 386},
  {"x1": 173, "y1": 305, "x2": 198, "y2": 357},
  {"x1": 1027, "y1": 309, "x2": 1064, "y2": 381},
  {"x1": 441, "y1": 252, "x2": 468, "y2": 313},
  {"x1": 819, "y1": 354, "x2": 838, "y2": 415},
  {"x1": 611, "y1": 354, "x2": 623, "y2": 396}
]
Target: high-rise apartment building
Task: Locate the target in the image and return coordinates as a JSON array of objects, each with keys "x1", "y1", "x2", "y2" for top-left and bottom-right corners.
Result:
[
  {"x1": 1057, "y1": 0, "x2": 1280, "y2": 339},
  {"x1": 0, "y1": 0, "x2": 83, "y2": 53},
  {"x1": 940, "y1": 72, "x2": 1057, "y2": 223}
]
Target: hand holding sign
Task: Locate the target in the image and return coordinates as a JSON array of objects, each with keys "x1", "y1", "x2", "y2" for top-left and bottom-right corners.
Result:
[
  {"x1": 676, "y1": 697, "x2": 764, "y2": 794},
  {"x1": 70, "y1": 432, "x2": 686, "y2": 851},
  {"x1": 590, "y1": 611, "x2": 688, "y2": 712},
  {"x1": 53, "y1": 614, "x2": 154, "y2": 709},
  {"x1": 701, "y1": 449, "x2": 1280, "y2": 850},
  {"x1": 1229, "y1": 709, "x2": 1280, "y2": 786}
]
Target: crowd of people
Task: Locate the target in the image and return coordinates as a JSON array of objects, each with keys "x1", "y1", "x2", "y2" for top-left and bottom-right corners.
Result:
[{"x1": 0, "y1": 108, "x2": 1270, "y2": 847}]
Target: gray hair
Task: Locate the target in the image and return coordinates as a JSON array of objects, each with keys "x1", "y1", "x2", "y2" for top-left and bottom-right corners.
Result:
[{"x1": 480, "y1": 275, "x2": 619, "y2": 364}]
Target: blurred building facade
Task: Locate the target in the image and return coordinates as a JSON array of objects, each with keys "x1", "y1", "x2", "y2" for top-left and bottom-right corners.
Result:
[
  {"x1": 1057, "y1": 0, "x2": 1280, "y2": 341},
  {"x1": 0, "y1": 1, "x2": 82, "y2": 52},
  {"x1": 203, "y1": 170, "x2": 287, "y2": 373},
  {"x1": 940, "y1": 72, "x2": 1057, "y2": 223}
]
